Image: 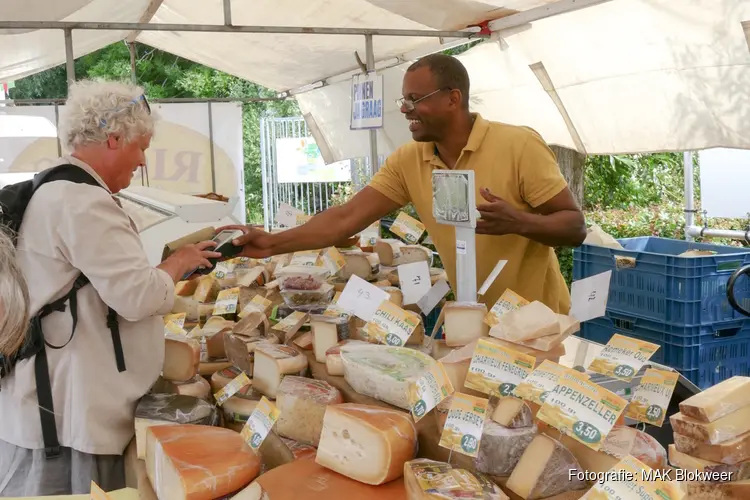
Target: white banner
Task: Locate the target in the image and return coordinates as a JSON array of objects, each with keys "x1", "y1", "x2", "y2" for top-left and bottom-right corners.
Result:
[
  {"x1": 275, "y1": 136, "x2": 351, "y2": 183},
  {"x1": 699, "y1": 148, "x2": 750, "y2": 219},
  {"x1": 350, "y1": 71, "x2": 384, "y2": 130},
  {"x1": 0, "y1": 102, "x2": 245, "y2": 222}
]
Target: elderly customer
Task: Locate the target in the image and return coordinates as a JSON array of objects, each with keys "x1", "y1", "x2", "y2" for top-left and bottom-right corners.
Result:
[
  {"x1": 0, "y1": 80, "x2": 221, "y2": 495},
  {"x1": 0, "y1": 227, "x2": 29, "y2": 360}
]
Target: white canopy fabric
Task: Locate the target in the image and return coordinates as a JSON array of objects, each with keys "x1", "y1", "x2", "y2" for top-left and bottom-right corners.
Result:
[{"x1": 0, "y1": 0, "x2": 748, "y2": 156}]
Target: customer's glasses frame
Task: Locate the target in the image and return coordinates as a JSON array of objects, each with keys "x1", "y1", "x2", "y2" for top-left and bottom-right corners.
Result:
[
  {"x1": 99, "y1": 94, "x2": 152, "y2": 128},
  {"x1": 396, "y1": 87, "x2": 451, "y2": 111}
]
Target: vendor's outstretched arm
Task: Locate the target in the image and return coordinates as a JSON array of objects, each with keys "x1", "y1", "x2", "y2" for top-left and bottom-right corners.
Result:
[{"x1": 231, "y1": 187, "x2": 402, "y2": 258}]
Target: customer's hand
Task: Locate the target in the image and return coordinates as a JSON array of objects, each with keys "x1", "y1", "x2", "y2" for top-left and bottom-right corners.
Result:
[
  {"x1": 216, "y1": 224, "x2": 275, "y2": 259},
  {"x1": 158, "y1": 241, "x2": 221, "y2": 282}
]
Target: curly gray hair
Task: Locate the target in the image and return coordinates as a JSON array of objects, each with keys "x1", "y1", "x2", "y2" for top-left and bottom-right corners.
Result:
[
  {"x1": 59, "y1": 79, "x2": 155, "y2": 151},
  {"x1": 0, "y1": 227, "x2": 29, "y2": 357}
]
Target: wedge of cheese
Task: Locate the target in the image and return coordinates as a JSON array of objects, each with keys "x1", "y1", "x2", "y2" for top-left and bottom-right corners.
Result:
[
  {"x1": 193, "y1": 276, "x2": 221, "y2": 303},
  {"x1": 437, "y1": 348, "x2": 486, "y2": 398},
  {"x1": 404, "y1": 459, "x2": 508, "y2": 499},
  {"x1": 172, "y1": 296, "x2": 215, "y2": 321},
  {"x1": 172, "y1": 375, "x2": 211, "y2": 401},
  {"x1": 443, "y1": 302, "x2": 489, "y2": 347},
  {"x1": 685, "y1": 480, "x2": 750, "y2": 499},
  {"x1": 222, "y1": 387, "x2": 263, "y2": 433},
  {"x1": 431, "y1": 340, "x2": 455, "y2": 360},
  {"x1": 293, "y1": 331, "x2": 313, "y2": 350},
  {"x1": 325, "y1": 339, "x2": 368, "y2": 376},
  {"x1": 518, "y1": 314, "x2": 580, "y2": 352},
  {"x1": 393, "y1": 245, "x2": 433, "y2": 266},
  {"x1": 474, "y1": 421, "x2": 537, "y2": 477},
  {"x1": 339, "y1": 251, "x2": 380, "y2": 280},
  {"x1": 679, "y1": 376, "x2": 750, "y2": 422},
  {"x1": 506, "y1": 434, "x2": 586, "y2": 500},
  {"x1": 311, "y1": 314, "x2": 351, "y2": 363},
  {"x1": 671, "y1": 409, "x2": 750, "y2": 445},
  {"x1": 673, "y1": 430, "x2": 750, "y2": 465},
  {"x1": 374, "y1": 239, "x2": 405, "y2": 266},
  {"x1": 316, "y1": 403, "x2": 418, "y2": 485},
  {"x1": 669, "y1": 444, "x2": 750, "y2": 480},
  {"x1": 276, "y1": 376, "x2": 343, "y2": 446},
  {"x1": 145, "y1": 424, "x2": 261, "y2": 500},
  {"x1": 163, "y1": 335, "x2": 201, "y2": 382},
  {"x1": 175, "y1": 279, "x2": 200, "y2": 296},
  {"x1": 489, "y1": 301, "x2": 560, "y2": 343},
  {"x1": 491, "y1": 396, "x2": 535, "y2": 428},
  {"x1": 210, "y1": 366, "x2": 242, "y2": 392},
  {"x1": 252, "y1": 344, "x2": 308, "y2": 398},
  {"x1": 379, "y1": 286, "x2": 404, "y2": 307}
]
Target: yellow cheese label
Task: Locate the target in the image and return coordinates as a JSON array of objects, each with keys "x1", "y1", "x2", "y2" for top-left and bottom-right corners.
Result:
[
  {"x1": 363, "y1": 300, "x2": 420, "y2": 347},
  {"x1": 212, "y1": 260, "x2": 239, "y2": 280},
  {"x1": 289, "y1": 250, "x2": 322, "y2": 267},
  {"x1": 333, "y1": 291, "x2": 342, "y2": 302},
  {"x1": 90, "y1": 480, "x2": 112, "y2": 500},
  {"x1": 214, "y1": 371, "x2": 251, "y2": 406},
  {"x1": 409, "y1": 461, "x2": 460, "y2": 492},
  {"x1": 465, "y1": 339, "x2": 535, "y2": 396},
  {"x1": 624, "y1": 368, "x2": 679, "y2": 427},
  {"x1": 164, "y1": 320, "x2": 187, "y2": 336},
  {"x1": 241, "y1": 396, "x2": 281, "y2": 453},
  {"x1": 580, "y1": 455, "x2": 679, "y2": 500},
  {"x1": 295, "y1": 213, "x2": 313, "y2": 226},
  {"x1": 248, "y1": 295, "x2": 272, "y2": 313},
  {"x1": 390, "y1": 212, "x2": 426, "y2": 244},
  {"x1": 484, "y1": 289, "x2": 529, "y2": 327},
  {"x1": 537, "y1": 368, "x2": 627, "y2": 451},
  {"x1": 409, "y1": 362, "x2": 455, "y2": 422},
  {"x1": 439, "y1": 392, "x2": 488, "y2": 458},
  {"x1": 512, "y1": 359, "x2": 567, "y2": 406},
  {"x1": 212, "y1": 287, "x2": 240, "y2": 316},
  {"x1": 226, "y1": 256, "x2": 254, "y2": 269},
  {"x1": 321, "y1": 247, "x2": 346, "y2": 274},
  {"x1": 273, "y1": 311, "x2": 308, "y2": 333},
  {"x1": 359, "y1": 221, "x2": 381, "y2": 247},
  {"x1": 163, "y1": 312, "x2": 186, "y2": 328},
  {"x1": 588, "y1": 334, "x2": 660, "y2": 382}
]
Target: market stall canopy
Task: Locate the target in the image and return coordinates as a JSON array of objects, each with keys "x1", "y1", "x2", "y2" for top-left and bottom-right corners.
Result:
[{"x1": 0, "y1": 0, "x2": 748, "y2": 156}]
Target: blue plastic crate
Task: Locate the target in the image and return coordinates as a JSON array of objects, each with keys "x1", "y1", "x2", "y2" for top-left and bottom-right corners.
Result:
[
  {"x1": 573, "y1": 237, "x2": 750, "y2": 325},
  {"x1": 580, "y1": 311, "x2": 750, "y2": 389},
  {"x1": 423, "y1": 305, "x2": 444, "y2": 339}
]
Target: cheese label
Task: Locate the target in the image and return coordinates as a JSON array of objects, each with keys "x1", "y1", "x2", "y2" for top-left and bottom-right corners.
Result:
[
  {"x1": 580, "y1": 455, "x2": 679, "y2": 500},
  {"x1": 439, "y1": 392, "x2": 488, "y2": 457},
  {"x1": 241, "y1": 396, "x2": 281, "y2": 453},
  {"x1": 512, "y1": 359, "x2": 567, "y2": 406},
  {"x1": 333, "y1": 291, "x2": 342, "y2": 302},
  {"x1": 322, "y1": 302, "x2": 349, "y2": 319},
  {"x1": 289, "y1": 250, "x2": 321, "y2": 267},
  {"x1": 295, "y1": 213, "x2": 313, "y2": 226},
  {"x1": 164, "y1": 320, "x2": 187, "y2": 336},
  {"x1": 588, "y1": 334, "x2": 660, "y2": 382},
  {"x1": 537, "y1": 368, "x2": 627, "y2": 451},
  {"x1": 360, "y1": 220, "x2": 381, "y2": 247},
  {"x1": 212, "y1": 287, "x2": 240, "y2": 316},
  {"x1": 484, "y1": 289, "x2": 529, "y2": 327},
  {"x1": 276, "y1": 202, "x2": 304, "y2": 227},
  {"x1": 163, "y1": 312, "x2": 186, "y2": 328},
  {"x1": 242, "y1": 295, "x2": 272, "y2": 316},
  {"x1": 90, "y1": 481, "x2": 112, "y2": 500},
  {"x1": 409, "y1": 362, "x2": 455, "y2": 422},
  {"x1": 363, "y1": 300, "x2": 419, "y2": 346},
  {"x1": 390, "y1": 212, "x2": 426, "y2": 244},
  {"x1": 273, "y1": 311, "x2": 308, "y2": 334},
  {"x1": 624, "y1": 368, "x2": 679, "y2": 427},
  {"x1": 212, "y1": 260, "x2": 236, "y2": 280},
  {"x1": 226, "y1": 256, "x2": 253, "y2": 268},
  {"x1": 321, "y1": 247, "x2": 346, "y2": 274},
  {"x1": 465, "y1": 339, "x2": 535, "y2": 396},
  {"x1": 409, "y1": 461, "x2": 460, "y2": 492},
  {"x1": 214, "y1": 371, "x2": 252, "y2": 406}
]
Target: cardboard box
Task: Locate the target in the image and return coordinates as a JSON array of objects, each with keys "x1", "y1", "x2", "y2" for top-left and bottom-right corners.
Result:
[{"x1": 160, "y1": 226, "x2": 216, "y2": 262}]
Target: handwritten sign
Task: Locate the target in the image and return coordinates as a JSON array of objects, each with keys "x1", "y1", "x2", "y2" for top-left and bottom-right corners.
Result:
[
  {"x1": 625, "y1": 368, "x2": 679, "y2": 427},
  {"x1": 350, "y1": 71, "x2": 384, "y2": 130},
  {"x1": 417, "y1": 279, "x2": 451, "y2": 315},
  {"x1": 336, "y1": 275, "x2": 390, "y2": 321},
  {"x1": 276, "y1": 202, "x2": 304, "y2": 227},
  {"x1": 390, "y1": 212, "x2": 425, "y2": 244},
  {"x1": 409, "y1": 362, "x2": 454, "y2": 422},
  {"x1": 465, "y1": 339, "x2": 535, "y2": 396},
  {"x1": 570, "y1": 271, "x2": 611, "y2": 322},
  {"x1": 439, "y1": 393, "x2": 489, "y2": 457},
  {"x1": 398, "y1": 260, "x2": 431, "y2": 305},
  {"x1": 588, "y1": 334, "x2": 660, "y2": 382}
]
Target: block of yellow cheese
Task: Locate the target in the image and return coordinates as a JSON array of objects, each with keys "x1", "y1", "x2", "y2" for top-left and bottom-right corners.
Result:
[
  {"x1": 491, "y1": 397, "x2": 535, "y2": 428},
  {"x1": 679, "y1": 376, "x2": 750, "y2": 422},
  {"x1": 163, "y1": 334, "x2": 201, "y2": 382},
  {"x1": 252, "y1": 344, "x2": 308, "y2": 398},
  {"x1": 673, "y1": 430, "x2": 750, "y2": 465},
  {"x1": 489, "y1": 301, "x2": 560, "y2": 343},
  {"x1": 175, "y1": 279, "x2": 200, "y2": 296},
  {"x1": 275, "y1": 376, "x2": 343, "y2": 446},
  {"x1": 685, "y1": 480, "x2": 750, "y2": 499},
  {"x1": 671, "y1": 409, "x2": 750, "y2": 445},
  {"x1": 192, "y1": 275, "x2": 221, "y2": 303},
  {"x1": 668, "y1": 444, "x2": 750, "y2": 480},
  {"x1": 443, "y1": 302, "x2": 489, "y2": 347}
]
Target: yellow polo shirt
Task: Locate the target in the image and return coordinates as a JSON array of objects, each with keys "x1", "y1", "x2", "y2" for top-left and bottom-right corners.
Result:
[{"x1": 369, "y1": 114, "x2": 571, "y2": 313}]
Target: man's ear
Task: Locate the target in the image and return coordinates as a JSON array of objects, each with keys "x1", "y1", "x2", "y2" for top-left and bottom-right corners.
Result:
[{"x1": 106, "y1": 135, "x2": 120, "y2": 150}]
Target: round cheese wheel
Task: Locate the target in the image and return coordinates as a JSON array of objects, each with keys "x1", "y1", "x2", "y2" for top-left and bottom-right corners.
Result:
[
  {"x1": 223, "y1": 386, "x2": 262, "y2": 432},
  {"x1": 211, "y1": 366, "x2": 243, "y2": 392},
  {"x1": 174, "y1": 375, "x2": 211, "y2": 400},
  {"x1": 199, "y1": 359, "x2": 233, "y2": 377}
]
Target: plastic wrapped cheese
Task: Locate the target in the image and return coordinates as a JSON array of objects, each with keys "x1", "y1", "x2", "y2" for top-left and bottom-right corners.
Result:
[
  {"x1": 281, "y1": 283, "x2": 335, "y2": 311},
  {"x1": 341, "y1": 344, "x2": 437, "y2": 410},
  {"x1": 316, "y1": 403, "x2": 418, "y2": 485},
  {"x1": 172, "y1": 296, "x2": 215, "y2": 321},
  {"x1": 404, "y1": 459, "x2": 509, "y2": 500},
  {"x1": 474, "y1": 421, "x2": 537, "y2": 477},
  {"x1": 325, "y1": 339, "x2": 368, "y2": 376},
  {"x1": 393, "y1": 245, "x2": 433, "y2": 266},
  {"x1": 275, "y1": 376, "x2": 343, "y2": 446},
  {"x1": 193, "y1": 275, "x2": 221, "y2": 303},
  {"x1": 145, "y1": 424, "x2": 261, "y2": 500},
  {"x1": 601, "y1": 425, "x2": 668, "y2": 470},
  {"x1": 671, "y1": 410, "x2": 750, "y2": 445},
  {"x1": 134, "y1": 393, "x2": 218, "y2": 459},
  {"x1": 276, "y1": 265, "x2": 331, "y2": 291},
  {"x1": 443, "y1": 302, "x2": 489, "y2": 347},
  {"x1": 175, "y1": 279, "x2": 200, "y2": 296}
]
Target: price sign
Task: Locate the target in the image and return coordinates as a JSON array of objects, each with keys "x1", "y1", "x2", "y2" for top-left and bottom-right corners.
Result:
[
  {"x1": 360, "y1": 221, "x2": 381, "y2": 247},
  {"x1": 163, "y1": 312, "x2": 186, "y2": 328},
  {"x1": 512, "y1": 360, "x2": 567, "y2": 406},
  {"x1": 465, "y1": 339, "x2": 535, "y2": 396},
  {"x1": 625, "y1": 368, "x2": 679, "y2": 427},
  {"x1": 276, "y1": 203, "x2": 304, "y2": 227},
  {"x1": 241, "y1": 397, "x2": 281, "y2": 453},
  {"x1": 321, "y1": 247, "x2": 346, "y2": 274},
  {"x1": 409, "y1": 362, "x2": 454, "y2": 422},
  {"x1": 570, "y1": 271, "x2": 612, "y2": 322},
  {"x1": 164, "y1": 320, "x2": 187, "y2": 336},
  {"x1": 213, "y1": 287, "x2": 240, "y2": 316},
  {"x1": 390, "y1": 212, "x2": 425, "y2": 244},
  {"x1": 484, "y1": 289, "x2": 529, "y2": 327},
  {"x1": 398, "y1": 260, "x2": 431, "y2": 305},
  {"x1": 588, "y1": 334, "x2": 660, "y2": 382},
  {"x1": 336, "y1": 275, "x2": 390, "y2": 321},
  {"x1": 364, "y1": 300, "x2": 420, "y2": 346},
  {"x1": 438, "y1": 393, "x2": 488, "y2": 457},
  {"x1": 214, "y1": 371, "x2": 252, "y2": 406}
]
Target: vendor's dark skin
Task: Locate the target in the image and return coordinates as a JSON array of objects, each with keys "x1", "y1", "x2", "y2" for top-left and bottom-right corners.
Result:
[{"x1": 221, "y1": 61, "x2": 586, "y2": 255}]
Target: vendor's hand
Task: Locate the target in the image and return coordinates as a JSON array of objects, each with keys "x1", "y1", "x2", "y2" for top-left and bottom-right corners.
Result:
[
  {"x1": 475, "y1": 188, "x2": 525, "y2": 236},
  {"x1": 216, "y1": 224, "x2": 274, "y2": 259}
]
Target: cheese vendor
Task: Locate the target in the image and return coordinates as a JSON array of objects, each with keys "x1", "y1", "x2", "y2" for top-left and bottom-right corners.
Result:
[{"x1": 224, "y1": 54, "x2": 586, "y2": 312}]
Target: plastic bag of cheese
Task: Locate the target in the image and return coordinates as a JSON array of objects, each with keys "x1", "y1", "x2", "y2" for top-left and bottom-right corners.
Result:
[
  {"x1": 276, "y1": 265, "x2": 331, "y2": 291},
  {"x1": 281, "y1": 283, "x2": 335, "y2": 311},
  {"x1": 340, "y1": 344, "x2": 437, "y2": 410},
  {"x1": 404, "y1": 459, "x2": 508, "y2": 499}
]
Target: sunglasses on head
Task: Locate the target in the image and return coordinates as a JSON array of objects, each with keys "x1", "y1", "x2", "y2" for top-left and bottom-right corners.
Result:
[{"x1": 99, "y1": 94, "x2": 151, "y2": 128}]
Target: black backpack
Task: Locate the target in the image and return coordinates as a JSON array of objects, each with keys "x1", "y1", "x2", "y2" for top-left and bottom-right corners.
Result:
[{"x1": 0, "y1": 164, "x2": 125, "y2": 459}]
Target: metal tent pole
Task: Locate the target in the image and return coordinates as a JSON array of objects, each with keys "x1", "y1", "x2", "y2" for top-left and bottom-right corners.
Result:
[
  {"x1": 64, "y1": 29, "x2": 75, "y2": 88},
  {"x1": 365, "y1": 34, "x2": 379, "y2": 176},
  {"x1": 223, "y1": 0, "x2": 233, "y2": 26},
  {"x1": 128, "y1": 42, "x2": 137, "y2": 84},
  {"x1": 683, "y1": 151, "x2": 695, "y2": 242}
]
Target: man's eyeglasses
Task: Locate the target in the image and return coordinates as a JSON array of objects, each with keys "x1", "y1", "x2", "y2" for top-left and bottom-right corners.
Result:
[
  {"x1": 396, "y1": 88, "x2": 451, "y2": 111},
  {"x1": 99, "y1": 94, "x2": 152, "y2": 128}
]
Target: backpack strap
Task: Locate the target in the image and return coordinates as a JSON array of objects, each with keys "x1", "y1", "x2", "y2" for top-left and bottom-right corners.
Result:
[{"x1": 27, "y1": 164, "x2": 126, "y2": 458}]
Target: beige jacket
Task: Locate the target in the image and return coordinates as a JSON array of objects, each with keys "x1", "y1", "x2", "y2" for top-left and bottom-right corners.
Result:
[{"x1": 0, "y1": 156, "x2": 174, "y2": 455}]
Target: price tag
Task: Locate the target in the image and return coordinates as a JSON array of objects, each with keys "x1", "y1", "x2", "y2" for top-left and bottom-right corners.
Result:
[
  {"x1": 273, "y1": 311, "x2": 309, "y2": 336},
  {"x1": 580, "y1": 456, "x2": 679, "y2": 500},
  {"x1": 409, "y1": 362, "x2": 454, "y2": 422},
  {"x1": 211, "y1": 260, "x2": 236, "y2": 280},
  {"x1": 484, "y1": 289, "x2": 529, "y2": 327},
  {"x1": 390, "y1": 212, "x2": 425, "y2": 244},
  {"x1": 336, "y1": 275, "x2": 390, "y2": 321},
  {"x1": 163, "y1": 312, "x2": 186, "y2": 328},
  {"x1": 213, "y1": 287, "x2": 240, "y2": 316},
  {"x1": 438, "y1": 392, "x2": 489, "y2": 457},
  {"x1": 416, "y1": 279, "x2": 451, "y2": 315},
  {"x1": 398, "y1": 260, "x2": 431, "y2": 305},
  {"x1": 477, "y1": 260, "x2": 507, "y2": 297},
  {"x1": 289, "y1": 250, "x2": 321, "y2": 267},
  {"x1": 295, "y1": 213, "x2": 313, "y2": 226},
  {"x1": 465, "y1": 339, "x2": 535, "y2": 396},
  {"x1": 512, "y1": 360, "x2": 567, "y2": 406},
  {"x1": 360, "y1": 221, "x2": 381, "y2": 247},
  {"x1": 214, "y1": 371, "x2": 251, "y2": 405},
  {"x1": 276, "y1": 203, "x2": 304, "y2": 227},
  {"x1": 570, "y1": 271, "x2": 612, "y2": 322},
  {"x1": 363, "y1": 301, "x2": 420, "y2": 346},
  {"x1": 537, "y1": 368, "x2": 627, "y2": 451},
  {"x1": 587, "y1": 334, "x2": 660, "y2": 382},
  {"x1": 625, "y1": 368, "x2": 679, "y2": 427},
  {"x1": 241, "y1": 396, "x2": 281, "y2": 453},
  {"x1": 164, "y1": 320, "x2": 187, "y2": 336},
  {"x1": 321, "y1": 247, "x2": 346, "y2": 274},
  {"x1": 90, "y1": 481, "x2": 112, "y2": 500}
]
